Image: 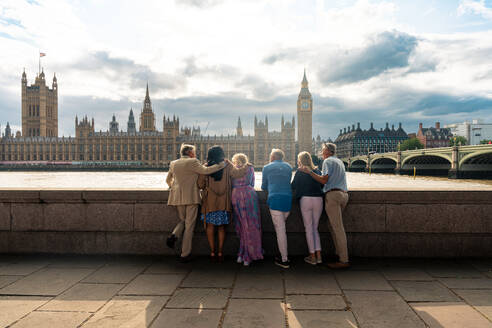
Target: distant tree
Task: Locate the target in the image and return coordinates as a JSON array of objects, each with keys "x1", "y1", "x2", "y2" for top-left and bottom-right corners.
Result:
[
  {"x1": 399, "y1": 138, "x2": 423, "y2": 151},
  {"x1": 450, "y1": 136, "x2": 467, "y2": 146},
  {"x1": 480, "y1": 139, "x2": 492, "y2": 145}
]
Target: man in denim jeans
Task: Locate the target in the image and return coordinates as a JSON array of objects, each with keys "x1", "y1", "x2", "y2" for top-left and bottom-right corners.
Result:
[{"x1": 261, "y1": 149, "x2": 293, "y2": 269}]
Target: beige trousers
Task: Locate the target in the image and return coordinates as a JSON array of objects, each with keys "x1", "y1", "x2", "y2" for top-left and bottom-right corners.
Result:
[
  {"x1": 324, "y1": 191, "x2": 349, "y2": 263},
  {"x1": 173, "y1": 204, "x2": 199, "y2": 257}
]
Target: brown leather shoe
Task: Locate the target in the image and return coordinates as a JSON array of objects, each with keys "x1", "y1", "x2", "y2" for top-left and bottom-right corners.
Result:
[{"x1": 326, "y1": 261, "x2": 350, "y2": 270}]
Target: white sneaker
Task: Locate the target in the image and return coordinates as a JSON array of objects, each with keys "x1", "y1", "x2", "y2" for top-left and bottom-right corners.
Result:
[
  {"x1": 316, "y1": 257, "x2": 322, "y2": 264},
  {"x1": 243, "y1": 261, "x2": 250, "y2": 266},
  {"x1": 236, "y1": 256, "x2": 243, "y2": 264}
]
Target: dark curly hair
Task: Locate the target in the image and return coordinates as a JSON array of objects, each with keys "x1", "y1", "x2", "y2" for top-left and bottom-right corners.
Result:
[{"x1": 207, "y1": 145, "x2": 225, "y2": 181}]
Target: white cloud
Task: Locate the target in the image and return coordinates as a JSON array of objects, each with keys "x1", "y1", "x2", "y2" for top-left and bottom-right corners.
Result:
[{"x1": 458, "y1": 0, "x2": 492, "y2": 20}]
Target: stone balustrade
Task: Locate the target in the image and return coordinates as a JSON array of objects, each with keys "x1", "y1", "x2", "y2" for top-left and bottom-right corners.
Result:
[{"x1": 0, "y1": 190, "x2": 491, "y2": 257}]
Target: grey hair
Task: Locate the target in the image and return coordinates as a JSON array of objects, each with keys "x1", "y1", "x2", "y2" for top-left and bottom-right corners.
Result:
[
  {"x1": 270, "y1": 148, "x2": 285, "y2": 161},
  {"x1": 323, "y1": 142, "x2": 336, "y2": 155},
  {"x1": 180, "y1": 143, "x2": 196, "y2": 156}
]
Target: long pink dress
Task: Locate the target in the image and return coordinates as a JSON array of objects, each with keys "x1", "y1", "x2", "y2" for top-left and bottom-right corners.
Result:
[{"x1": 231, "y1": 165, "x2": 263, "y2": 263}]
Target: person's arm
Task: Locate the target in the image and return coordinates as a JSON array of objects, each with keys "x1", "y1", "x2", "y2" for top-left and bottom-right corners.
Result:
[
  {"x1": 291, "y1": 171, "x2": 299, "y2": 190},
  {"x1": 248, "y1": 166, "x2": 255, "y2": 188},
  {"x1": 299, "y1": 166, "x2": 329, "y2": 185},
  {"x1": 165, "y1": 164, "x2": 174, "y2": 189},
  {"x1": 189, "y1": 159, "x2": 225, "y2": 175},
  {"x1": 197, "y1": 174, "x2": 207, "y2": 189},
  {"x1": 261, "y1": 167, "x2": 268, "y2": 191}
]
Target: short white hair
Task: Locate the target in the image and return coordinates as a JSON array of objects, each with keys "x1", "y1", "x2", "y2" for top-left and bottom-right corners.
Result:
[
  {"x1": 323, "y1": 143, "x2": 336, "y2": 155},
  {"x1": 270, "y1": 148, "x2": 285, "y2": 161},
  {"x1": 180, "y1": 144, "x2": 195, "y2": 156}
]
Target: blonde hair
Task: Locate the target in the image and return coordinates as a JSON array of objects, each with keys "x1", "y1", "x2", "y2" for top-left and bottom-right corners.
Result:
[
  {"x1": 298, "y1": 151, "x2": 316, "y2": 170},
  {"x1": 232, "y1": 153, "x2": 248, "y2": 167},
  {"x1": 270, "y1": 148, "x2": 285, "y2": 161}
]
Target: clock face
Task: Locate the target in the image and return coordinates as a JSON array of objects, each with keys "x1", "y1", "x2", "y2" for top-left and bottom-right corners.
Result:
[{"x1": 302, "y1": 101, "x2": 309, "y2": 109}]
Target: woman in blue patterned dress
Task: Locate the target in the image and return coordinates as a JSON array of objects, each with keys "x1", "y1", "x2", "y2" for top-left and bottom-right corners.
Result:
[
  {"x1": 197, "y1": 146, "x2": 247, "y2": 262},
  {"x1": 231, "y1": 153, "x2": 263, "y2": 266}
]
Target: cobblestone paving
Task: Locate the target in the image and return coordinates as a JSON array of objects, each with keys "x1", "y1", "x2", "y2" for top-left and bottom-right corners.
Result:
[{"x1": 0, "y1": 255, "x2": 491, "y2": 327}]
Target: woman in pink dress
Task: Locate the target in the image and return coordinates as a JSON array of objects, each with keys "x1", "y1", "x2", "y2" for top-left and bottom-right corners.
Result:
[{"x1": 231, "y1": 153, "x2": 263, "y2": 266}]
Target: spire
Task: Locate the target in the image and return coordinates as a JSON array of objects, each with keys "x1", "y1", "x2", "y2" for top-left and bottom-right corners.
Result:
[
  {"x1": 145, "y1": 82, "x2": 150, "y2": 102},
  {"x1": 237, "y1": 116, "x2": 242, "y2": 129},
  {"x1": 302, "y1": 68, "x2": 308, "y2": 87}
]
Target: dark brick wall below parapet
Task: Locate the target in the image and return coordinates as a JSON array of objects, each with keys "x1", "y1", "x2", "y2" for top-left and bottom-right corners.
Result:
[{"x1": 0, "y1": 190, "x2": 491, "y2": 257}]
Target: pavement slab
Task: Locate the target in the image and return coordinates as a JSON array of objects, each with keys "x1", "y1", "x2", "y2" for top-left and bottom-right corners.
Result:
[
  {"x1": 83, "y1": 264, "x2": 147, "y2": 284},
  {"x1": 285, "y1": 271, "x2": 341, "y2": 294},
  {"x1": 411, "y1": 302, "x2": 492, "y2": 328},
  {"x1": 392, "y1": 281, "x2": 461, "y2": 302},
  {"x1": 119, "y1": 274, "x2": 184, "y2": 296},
  {"x1": 151, "y1": 309, "x2": 223, "y2": 328},
  {"x1": 39, "y1": 283, "x2": 123, "y2": 312},
  {"x1": 286, "y1": 294, "x2": 347, "y2": 310},
  {"x1": 381, "y1": 268, "x2": 434, "y2": 281},
  {"x1": 0, "y1": 261, "x2": 49, "y2": 276},
  {"x1": 222, "y1": 298, "x2": 286, "y2": 328},
  {"x1": 10, "y1": 311, "x2": 90, "y2": 328},
  {"x1": 81, "y1": 295, "x2": 168, "y2": 328},
  {"x1": 453, "y1": 289, "x2": 492, "y2": 321},
  {"x1": 287, "y1": 310, "x2": 359, "y2": 328},
  {"x1": 145, "y1": 261, "x2": 192, "y2": 274},
  {"x1": 346, "y1": 290, "x2": 426, "y2": 328},
  {"x1": 336, "y1": 271, "x2": 393, "y2": 291},
  {"x1": 232, "y1": 273, "x2": 283, "y2": 298},
  {"x1": 0, "y1": 268, "x2": 94, "y2": 296},
  {"x1": 0, "y1": 275, "x2": 20, "y2": 289},
  {"x1": 166, "y1": 288, "x2": 229, "y2": 309},
  {"x1": 439, "y1": 278, "x2": 492, "y2": 289},
  {"x1": 425, "y1": 262, "x2": 483, "y2": 278},
  {"x1": 0, "y1": 296, "x2": 51, "y2": 328},
  {"x1": 181, "y1": 268, "x2": 235, "y2": 288},
  {"x1": 46, "y1": 256, "x2": 107, "y2": 269}
]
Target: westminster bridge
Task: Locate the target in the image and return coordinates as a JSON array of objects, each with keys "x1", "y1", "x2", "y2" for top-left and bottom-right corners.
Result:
[{"x1": 342, "y1": 144, "x2": 492, "y2": 178}]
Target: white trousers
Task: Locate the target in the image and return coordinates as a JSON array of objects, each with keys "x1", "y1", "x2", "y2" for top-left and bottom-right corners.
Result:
[
  {"x1": 270, "y1": 209, "x2": 290, "y2": 262},
  {"x1": 300, "y1": 196, "x2": 323, "y2": 253}
]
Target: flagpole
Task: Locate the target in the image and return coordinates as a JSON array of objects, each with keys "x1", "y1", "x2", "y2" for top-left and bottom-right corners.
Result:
[{"x1": 38, "y1": 50, "x2": 40, "y2": 75}]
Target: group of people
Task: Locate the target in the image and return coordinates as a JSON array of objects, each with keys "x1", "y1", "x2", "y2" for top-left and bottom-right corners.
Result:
[{"x1": 165, "y1": 142, "x2": 350, "y2": 269}]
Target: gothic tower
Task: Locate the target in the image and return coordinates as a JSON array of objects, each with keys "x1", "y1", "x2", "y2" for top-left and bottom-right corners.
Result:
[
  {"x1": 127, "y1": 108, "x2": 136, "y2": 133},
  {"x1": 21, "y1": 69, "x2": 58, "y2": 137},
  {"x1": 236, "y1": 117, "x2": 243, "y2": 137},
  {"x1": 140, "y1": 83, "x2": 156, "y2": 132},
  {"x1": 297, "y1": 69, "x2": 313, "y2": 153},
  {"x1": 109, "y1": 114, "x2": 119, "y2": 134}
]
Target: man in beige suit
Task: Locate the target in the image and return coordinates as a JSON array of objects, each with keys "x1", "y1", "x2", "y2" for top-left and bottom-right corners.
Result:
[{"x1": 166, "y1": 144, "x2": 226, "y2": 262}]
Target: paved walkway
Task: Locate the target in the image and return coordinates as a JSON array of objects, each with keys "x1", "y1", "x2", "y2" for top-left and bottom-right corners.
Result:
[{"x1": 0, "y1": 255, "x2": 491, "y2": 328}]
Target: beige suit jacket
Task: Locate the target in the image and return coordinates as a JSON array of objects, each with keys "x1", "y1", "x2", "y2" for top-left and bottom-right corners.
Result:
[{"x1": 166, "y1": 156, "x2": 225, "y2": 206}]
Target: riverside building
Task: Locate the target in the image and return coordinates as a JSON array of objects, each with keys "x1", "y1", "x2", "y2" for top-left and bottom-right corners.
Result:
[
  {"x1": 417, "y1": 122, "x2": 452, "y2": 148},
  {"x1": 445, "y1": 119, "x2": 492, "y2": 145},
  {"x1": 0, "y1": 70, "x2": 315, "y2": 167},
  {"x1": 334, "y1": 122, "x2": 408, "y2": 158}
]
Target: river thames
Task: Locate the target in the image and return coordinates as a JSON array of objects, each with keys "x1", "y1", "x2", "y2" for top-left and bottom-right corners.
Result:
[{"x1": 1, "y1": 171, "x2": 492, "y2": 190}]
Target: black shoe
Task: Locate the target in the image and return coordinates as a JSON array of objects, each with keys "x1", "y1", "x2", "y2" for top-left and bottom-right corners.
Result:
[
  {"x1": 178, "y1": 255, "x2": 192, "y2": 263},
  {"x1": 274, "y1": 257, "x2": 290, "y2": 269},
  {"x1": 166, "y1": 234, "x2": 177, "y2": 249}
]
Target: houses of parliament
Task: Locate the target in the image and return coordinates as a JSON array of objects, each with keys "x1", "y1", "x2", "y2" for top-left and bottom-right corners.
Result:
[{"x1": 0, "y1": 69, "x2": 315, "y2": 167}]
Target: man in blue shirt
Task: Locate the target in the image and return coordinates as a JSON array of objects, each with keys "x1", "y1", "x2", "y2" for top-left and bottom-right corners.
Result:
[
  {"x1": 261, "y1": 149, "x2": 292, "y2": 268},
  {"x1": 300, "y1": 143, "x2": 349, "y2": 269}
]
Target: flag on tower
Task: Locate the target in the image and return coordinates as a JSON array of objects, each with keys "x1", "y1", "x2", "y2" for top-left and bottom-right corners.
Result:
[{"x1": 40, "y1": 52, "x2": 46, "y2": 57}]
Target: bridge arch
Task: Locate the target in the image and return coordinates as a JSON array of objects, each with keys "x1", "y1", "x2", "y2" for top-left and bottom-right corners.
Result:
[
  {"x1": 401, "y1": 153, "x2": 452, "y2": 167},
  {"x1": 370, "y1": 157, "x2": 397, "y2": 166},
  {"x1": 459, "y1": 149, "x2": 492, "y2": 167}
]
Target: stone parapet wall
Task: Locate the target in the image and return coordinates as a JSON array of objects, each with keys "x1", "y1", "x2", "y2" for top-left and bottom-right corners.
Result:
[{"x1": 0, "y1": 190, "x2": 491, "y2": 257}]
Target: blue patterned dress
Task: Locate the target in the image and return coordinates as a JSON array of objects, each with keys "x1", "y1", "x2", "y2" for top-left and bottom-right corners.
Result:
[{"x1": 231, "y1": 166, "x2": 263, "y2": 262}]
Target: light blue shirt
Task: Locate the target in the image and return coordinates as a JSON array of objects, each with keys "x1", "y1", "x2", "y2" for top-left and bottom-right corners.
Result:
[
  {"x1": 261, "y1": 160, "x2": 293, "y2": 212},
  {"x1": 322, "y1": 156, "x2": 348, "y2": 193}
]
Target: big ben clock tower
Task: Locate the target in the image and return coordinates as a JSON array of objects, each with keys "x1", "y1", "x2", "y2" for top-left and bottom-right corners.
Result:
[{"x1": 297, "y1": 69, "x2": 313, "y2": 153}]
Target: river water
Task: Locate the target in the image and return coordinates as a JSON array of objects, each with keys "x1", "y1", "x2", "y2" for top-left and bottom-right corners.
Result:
[{"x1": 1, "y1": 171, "x2": 491, "y2": 191}]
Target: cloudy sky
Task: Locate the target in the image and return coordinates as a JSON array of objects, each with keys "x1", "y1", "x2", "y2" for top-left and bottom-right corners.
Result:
[{"x1": 1, "y1": 0, "x2": 492, "y2": 139}]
